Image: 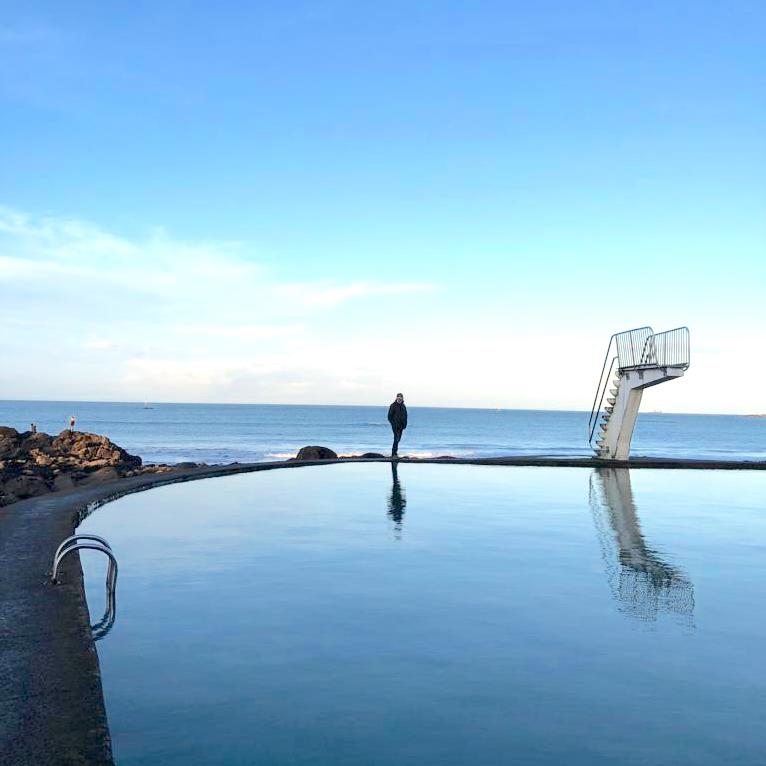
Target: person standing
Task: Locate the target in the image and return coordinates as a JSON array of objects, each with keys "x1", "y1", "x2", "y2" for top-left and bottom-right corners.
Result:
[
  {"x1": 69, "y1": 415, "x2": 76, "y2": 432},
  {"x1": 387, "y1": 393, "x2": 407, "y2": 458}
]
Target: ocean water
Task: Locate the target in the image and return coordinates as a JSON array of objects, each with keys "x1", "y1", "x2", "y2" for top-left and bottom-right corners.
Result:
[{"x1": 0, "y1": 400, "x2": 764, "y2": 464}]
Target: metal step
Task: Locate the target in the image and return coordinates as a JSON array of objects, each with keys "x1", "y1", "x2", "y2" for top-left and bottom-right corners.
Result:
[
  {"x1": 610, "y1": 388, "x2": 618, "y2": 396},
  {"x1": 605, "y1": 406, "x2": 613, "y2": 413},
  {"x1": 607, "y1": 397, "x2": 616, "y2": 405}
]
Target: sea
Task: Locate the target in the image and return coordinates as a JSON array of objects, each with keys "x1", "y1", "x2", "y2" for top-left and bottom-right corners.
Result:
[{"x1": 1, "y1": 400, "x2": 763, "y2": 465}]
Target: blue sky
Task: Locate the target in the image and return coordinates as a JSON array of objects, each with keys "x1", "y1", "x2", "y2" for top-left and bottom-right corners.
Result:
[{"x1": 1, "y1": 1, "x2": 764, "y2": 411}]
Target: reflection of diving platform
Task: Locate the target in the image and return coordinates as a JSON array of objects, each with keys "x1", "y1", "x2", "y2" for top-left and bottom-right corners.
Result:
[
  {"x1": 588, "y1": 326, "x2": 690, "y2": 460},
  {"x1": 589, "y1": 468, "x2": 694, "y2": 622}
]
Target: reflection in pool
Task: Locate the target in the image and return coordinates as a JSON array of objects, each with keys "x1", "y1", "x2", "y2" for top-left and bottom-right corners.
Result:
[
  {"x1": 387, "y1": 462, "x2": 407, "y2": 537},
  {"x1": 589, "y1": 468, "x2": 695, "y2": 622},
  {"x1": 79, "y1": 464, "x2": 765, "y2": 766}
]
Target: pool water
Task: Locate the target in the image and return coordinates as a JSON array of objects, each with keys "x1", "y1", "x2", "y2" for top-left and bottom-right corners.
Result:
[{"x1": 79, "y1": 464, "x2": 766, "y2": 765}]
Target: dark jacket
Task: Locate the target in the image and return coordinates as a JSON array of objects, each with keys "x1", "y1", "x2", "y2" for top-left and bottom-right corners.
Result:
[{"x1": 387, "y1": 401, "x2": 408, "y2": 430}]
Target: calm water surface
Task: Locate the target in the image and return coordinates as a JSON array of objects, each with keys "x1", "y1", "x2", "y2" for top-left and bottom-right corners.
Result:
[{"x1": 80, "y1": 464, "x2": 766, "y2": 765}]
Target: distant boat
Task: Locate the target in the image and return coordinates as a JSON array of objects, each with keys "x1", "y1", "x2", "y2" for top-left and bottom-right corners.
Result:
[{"x1": 143, "y1": 401, "x2": 154, "y2": 410}]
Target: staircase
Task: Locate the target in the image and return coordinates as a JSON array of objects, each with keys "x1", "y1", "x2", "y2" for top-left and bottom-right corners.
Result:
[
  {"x1": 594, "y1": 368, "x2": 622, "y2": 456},
  {"x1": 588, "y1": 326, "x2": 690, "y2": 460}
]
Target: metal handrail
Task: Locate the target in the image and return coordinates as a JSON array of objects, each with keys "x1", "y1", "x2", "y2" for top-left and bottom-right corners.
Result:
[
  {"x1": 588, "y1": 354, "x2": 617, "y2": 445},
  {"x1": 51, "y1": 541, "x2": 118, "y2": 587},
  {"x1": 614, "y1": 326, "x2": 654, "y2": 370},
  {"x1": 50, "y1": 536, "x2": 118, "y2": 641},
  {"x1": 53, "y1": 534, "x2": 112, "y2": 568},
  {"x1": 634, "y1": 326, "x2": 690, "y2": 370}
]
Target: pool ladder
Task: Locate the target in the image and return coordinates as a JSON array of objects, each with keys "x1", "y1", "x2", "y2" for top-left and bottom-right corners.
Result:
[{"x1": 50, "y1": 534, "x2": 118, "y2": 641}]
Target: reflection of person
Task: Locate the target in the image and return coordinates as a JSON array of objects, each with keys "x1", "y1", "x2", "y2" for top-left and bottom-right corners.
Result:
[
  {"x1": 69, "y1": 415, "x2": 76, "y2": 432},
  {"x1": 387, "y1": 462, "x2": 407, "y2": 535},
  {"x1": 387, "y1": 393, "x2": 408, "y2": 457}
]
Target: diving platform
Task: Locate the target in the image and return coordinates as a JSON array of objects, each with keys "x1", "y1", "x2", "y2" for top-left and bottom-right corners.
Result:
[{"x1": 588, "y1": 326, "x2": 690, "y2": 460}]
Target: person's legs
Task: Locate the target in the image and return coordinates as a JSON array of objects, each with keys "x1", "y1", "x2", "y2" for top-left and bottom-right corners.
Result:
[{"x1": 391, "y1": 427, "x2": 402, "y2": 456}]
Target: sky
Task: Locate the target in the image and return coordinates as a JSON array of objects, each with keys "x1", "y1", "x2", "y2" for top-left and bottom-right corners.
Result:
[{"x1": 1, "y1": 1, "x2": 764, "y2": 412}]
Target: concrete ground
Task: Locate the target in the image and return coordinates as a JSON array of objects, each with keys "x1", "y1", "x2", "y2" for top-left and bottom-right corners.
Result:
[{"x1": 1, "y1": 455, "x2": 764, "y2": 764}]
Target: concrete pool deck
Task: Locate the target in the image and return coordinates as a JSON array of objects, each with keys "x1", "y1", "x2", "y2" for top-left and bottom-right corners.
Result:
[{"x1": 2, "y1": 455, "x2": 764, "y2": 764}]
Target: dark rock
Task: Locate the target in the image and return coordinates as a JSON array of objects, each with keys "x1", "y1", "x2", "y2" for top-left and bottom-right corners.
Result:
[
  {"x1": 293, "y1": 446, "x2": 338, "y2": 461},
  {"x1": 53, "y1": 473, "x2": 75, "y2": 491},
  {"x1": 79, "y1": 466, "x2": 120, "y2": 485},
  {"x1": 2, "y1": 474, "x2": 49, "y2": 500},
  {"x1": 0, "y1": 427, "x2": 144, "y2": 507}
]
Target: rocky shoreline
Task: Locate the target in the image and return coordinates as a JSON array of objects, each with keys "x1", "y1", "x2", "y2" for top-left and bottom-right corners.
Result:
[{"x1": 0, "y1": 427, "x2": 178, "y2": 507}]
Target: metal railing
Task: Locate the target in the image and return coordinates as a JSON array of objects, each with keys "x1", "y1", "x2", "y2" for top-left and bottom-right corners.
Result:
[
  {"x1": 636, "y1": 326, "x2": 690, "y2": 369},
  {"x1": 588, "y1": 354, "x2": 617, "y2": 446},
  {"x1": 50, "y1": 534, "x2": 118, "y2": 642},
  {"x1": 614, "y1": 326, "x2": 654, "y2": 370}
]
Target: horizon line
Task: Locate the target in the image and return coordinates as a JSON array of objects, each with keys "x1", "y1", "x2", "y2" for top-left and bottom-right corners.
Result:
[{"x1": 0, "y1": 398, "x2": 757, "y2": 418}]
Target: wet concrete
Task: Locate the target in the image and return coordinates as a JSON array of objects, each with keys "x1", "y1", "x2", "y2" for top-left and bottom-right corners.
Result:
[{"x1": 1, "y1": 455, "x2": 764, "y2": 764}]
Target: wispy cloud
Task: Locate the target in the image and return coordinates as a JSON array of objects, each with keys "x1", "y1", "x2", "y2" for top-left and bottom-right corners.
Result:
[
  {"x1": 0, "y1": 207, "x2": 434, "y2": 314},
  {"x1": 0, "y1": 206, "x2": 443, "y2": 403}
]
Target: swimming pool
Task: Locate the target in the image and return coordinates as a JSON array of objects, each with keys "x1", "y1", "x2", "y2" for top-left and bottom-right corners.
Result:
[{"x1": 79, "y1": 464, "x2": 766, "y2": 765}]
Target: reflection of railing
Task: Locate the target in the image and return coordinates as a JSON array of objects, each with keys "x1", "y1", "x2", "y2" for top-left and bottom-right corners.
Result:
[
  {"x1": 90, "y1": 584, "x2": 117, "y2": 642},
  {"x1": 50, "y1": 534, "x2": 118, "y2": 641},
  {"x1": 588, "y1": 468, "x2": 695, "y2": 622}
]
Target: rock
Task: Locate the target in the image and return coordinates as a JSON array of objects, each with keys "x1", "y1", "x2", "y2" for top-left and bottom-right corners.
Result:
[
  {"x1": 53, "y1": 473, "x2": 75, "y2": 491},
  {"x1": 338, "y1": 452, "x2": 386, "y2": 459},
  {"x1": 293, "y1": 446, "x2": 338, "y2": 461},
  {"x1": 0, "y1": 427, "x2": 144, "y2": 507},
  {"x1": 2, "y1": 474, "x2": 49, "y2": 500},
  {"x1": 79, "y1": 466, "x2": 120, "y2": 485},
  {"x1": 0, "y1": 427, "x2": 20, "y2": 459}
]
